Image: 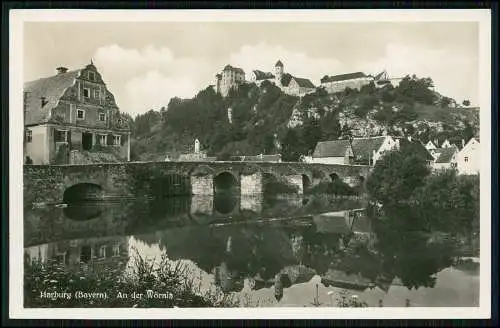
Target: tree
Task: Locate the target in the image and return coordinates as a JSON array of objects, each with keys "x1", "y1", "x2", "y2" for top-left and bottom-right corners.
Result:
[
  {"x1": 366, "y1": 147, "x2": 431, "y2": 206},
  {"x1": 281, "y1": 129, "x2": 304, "y2": 162},
  {"x1": 462, "y1": 99, "x2": 471, "y2": 107}
]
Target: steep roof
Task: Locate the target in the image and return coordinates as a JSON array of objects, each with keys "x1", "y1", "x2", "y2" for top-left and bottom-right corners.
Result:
[
  {"x1": 312, "y1": 139, "x2": 352, "y2": 158},
  {"x1": 252, "y1": 70, "x2": 275, "y2": 80},
  {"x1": 280, "y1": 73, "x2": 293, "y2": 87},
  {"x1": 275, "y1": 60, "x2": 284, "y2": 67},
  {"x1": 350, "y1": 136, "x2": 388, "y2": 162},
  {"x1": 292, "y1": 76, "x2": 316, "y2": 89},
  {"x1": 394, "y1": 137, "x2": 435, "y2": 161},
  {"x1": 24, "y1": 69, "x2": 81, "y2": 125},
  {"x1": 320, "y1": 72, "x2": 367, "y2": 84},
  {"x1": 433, "y1": 146, "x2": 458, "y2": 164}
]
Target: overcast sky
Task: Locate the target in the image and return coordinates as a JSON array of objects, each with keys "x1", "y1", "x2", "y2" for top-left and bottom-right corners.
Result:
[{"x1": 24, "y1": 21, "x2": 479, "y2": 117}]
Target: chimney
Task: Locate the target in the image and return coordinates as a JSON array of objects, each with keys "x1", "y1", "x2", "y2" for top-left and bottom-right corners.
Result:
[{"x1": 56, "y1": 67, "x2": 68, "y2": 75}]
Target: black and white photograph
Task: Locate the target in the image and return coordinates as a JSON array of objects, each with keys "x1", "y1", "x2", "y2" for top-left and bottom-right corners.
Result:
[{"x1": 9, "y1": 9, "x2": 492, "y2": 319}]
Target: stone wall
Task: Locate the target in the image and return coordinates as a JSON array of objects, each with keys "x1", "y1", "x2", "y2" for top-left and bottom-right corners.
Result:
[{"x1": 24, "y1": 161, "x2": 370, "y2": 205}]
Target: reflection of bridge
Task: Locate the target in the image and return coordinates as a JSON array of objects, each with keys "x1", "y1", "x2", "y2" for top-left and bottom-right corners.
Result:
[{"x1": 24, "y1": 161, "x2": 370, "y2": 204}]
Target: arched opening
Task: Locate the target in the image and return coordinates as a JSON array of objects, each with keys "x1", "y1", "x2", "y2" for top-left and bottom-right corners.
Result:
[
  {"x1": 214, "y1": 192, "x2": 238, "y2": 215},
  {"x1": 63, "y1": 204, "x2": 103, "y2": 221},
  {"x1": 151, "y1": 174, "x2": 191, "y2": 199},
  {"x1": 302, "y1": 174, "x2": 311, "y2": 192},
  {"x1": 358, "y1": 176, "x2": 366, "y2": 186},
  {"x1": 329, "y1": 173, "x2": 340, "y2": 182},
  {"x1": 214, "y1": 172, "x2": 238, "y2": 193},
  {"x1": 80, "y1": 245, "x2": 92, "y2": 263},
  {"x1": 63, "y1": 183, "x2": 104, "y2": 204}
]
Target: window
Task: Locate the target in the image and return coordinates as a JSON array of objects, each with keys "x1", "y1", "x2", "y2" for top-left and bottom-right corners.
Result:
[
  {"x1": 26, "y1": 130, "x2": 32, "y2": 143},
  {"x1": 54, "y1": 130, "x2": 68, "y2": 142},
  {"x1": 98, "y1": 245, "x2": 106, "y2": 258},
  {"x1": 83, "y1": 88, "x2": 90, "y2": 98},
  {"x1": 98, "y1": 134, "x2": 107, "y2": 145},
  {"x1": 77, "y1": 109, "x2": 85, "y2": 119},
  {"x1": 99, "y1": 113, "x2": 106, "y2": 122},
  {"x1": 95, "y1": 89, "x2": 100, "y2": 99},
  {"x1": 464, "y1": 156, "x2": 469, "y2": 162},
  {"x1": 113, "y1": 135, "x2": 121, "y2": 146},
  {"x1": 88, "y1": 72, "x2": 95, "y2": 81}
]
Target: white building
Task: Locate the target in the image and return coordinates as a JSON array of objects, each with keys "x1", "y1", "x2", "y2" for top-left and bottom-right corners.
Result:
[
  {"x1": 311, "y1": 136, "x2": 398, "y2": 166},
  {"x1": 430, "y1": 146, "x2": 459, "y2": 171},
  {"x1": 320, "y1": 72, "x2": 374, "y2": 94},
  {"x1": 455, "y1": 138, "x2": 480, "y2": 175}
]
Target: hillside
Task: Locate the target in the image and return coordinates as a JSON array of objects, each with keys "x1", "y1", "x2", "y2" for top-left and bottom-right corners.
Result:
[{"x1": 130, "y1": 75, "x2": 479, "y2": 162}]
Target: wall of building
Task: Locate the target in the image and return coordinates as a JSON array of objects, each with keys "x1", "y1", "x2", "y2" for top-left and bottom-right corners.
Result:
[
  {"x1": 456, "y1": 140, "x2": 480, "y2": 175},
  {"x1": 321, "y1": 77, "x2": 374, "y2": 94},
  {"x1": 25, "y1": 124, "x2": 49, "y2": 164},
  {"x1": 310, "y1": 157, "x2": 346, "y2": 165}
]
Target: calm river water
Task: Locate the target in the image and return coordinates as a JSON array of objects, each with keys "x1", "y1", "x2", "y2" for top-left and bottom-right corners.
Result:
[{"x1": 24, "y1": 193, "x2": 479, "y2": 307}]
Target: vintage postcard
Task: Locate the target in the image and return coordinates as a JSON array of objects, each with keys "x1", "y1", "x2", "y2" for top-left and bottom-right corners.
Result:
[{"x1": 9, "y1": 9, "x2": 491, "y2": 320}]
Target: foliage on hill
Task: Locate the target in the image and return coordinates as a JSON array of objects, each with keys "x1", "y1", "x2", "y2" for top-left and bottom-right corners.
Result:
[{"x1": 130, "y1": 75, "x2": 479, "y2": 161}]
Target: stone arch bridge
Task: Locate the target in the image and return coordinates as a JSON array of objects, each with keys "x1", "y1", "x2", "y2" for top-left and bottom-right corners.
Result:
[{"x1": 24, "y1": 161, "x2": 371, "y2": 204}]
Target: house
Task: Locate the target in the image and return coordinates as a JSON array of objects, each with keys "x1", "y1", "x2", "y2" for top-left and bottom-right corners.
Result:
[
  {"x1": 430, "y1": 145, "x2": 459, "y2": 171},
  {"x1": 425, "y1": 140, "x2": 438, "y2": 150},
  {"x1": 312, "y1": 136, "x2": 432, "y2": 166},
  {"x1": 441, "y1": 139, "x2": 453, "y2": 148},
  {"x1": 274, "y1": 60, "x2": 316, "y2": 97},
  {"x1": 23, "y1": 62, "x2": 131, "y2": 165},
  {"x1": 215, "y1": 64, "x2": 246, "y2": 97},
  {"x1": 320, "y1": 72, "x2": 374, "y2": 94},
  {"x1": 393, "y1": 136, "x2": 435, "y2": 165},
  {"x1": 455, "y1": 137, "x2": 480, "y2": 175}
]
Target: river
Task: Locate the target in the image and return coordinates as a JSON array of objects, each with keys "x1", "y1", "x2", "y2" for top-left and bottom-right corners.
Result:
[{"x1": 23, "y1": 193, "x2": 479, "y2": 308}]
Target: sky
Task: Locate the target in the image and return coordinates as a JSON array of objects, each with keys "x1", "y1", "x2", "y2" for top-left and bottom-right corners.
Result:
[{"x1": 24, "y1": 21, "x2": 479, "y2": 117}]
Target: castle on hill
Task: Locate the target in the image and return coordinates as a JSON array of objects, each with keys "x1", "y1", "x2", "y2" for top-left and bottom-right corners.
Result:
[{"x1": 214, "y1": 60, "x2": 401, "y2": 98}]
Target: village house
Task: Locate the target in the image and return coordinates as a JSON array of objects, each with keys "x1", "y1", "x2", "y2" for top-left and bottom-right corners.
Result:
[
  {"x1": 455, "y1": 137, "x2": 480, "y2": 175},
  {"x1": 441, "y1": 139, "x2": 453, "y2": 148},
  {"x1": 430, "y1": 145, "x2": 459, "y2": 171},
  {"x1": 23, "y1": 62, "x2": 131, "y2": 165},
  {"x1": 425, "y1": 140, "x2": 438, "y2": 151},
  {"x1": 215, "y1": 64, "x2": 246, "y2": 97},
  {"x1": 311, "y1": 135, "x2": 433, "y2": 166}
]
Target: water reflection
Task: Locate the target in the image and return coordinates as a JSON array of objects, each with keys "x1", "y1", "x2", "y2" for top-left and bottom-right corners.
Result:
[{"x1": 23, "y1": 195, "x2": 479, "y2": 307}]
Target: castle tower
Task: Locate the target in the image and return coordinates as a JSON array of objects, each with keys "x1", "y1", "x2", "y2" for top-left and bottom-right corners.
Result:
[
  {"x1": 215, "y1": 74, "x2": 222, "y2": 94},
  {"x1": 275, "y1": 60, "x2": 284, "y2": 87}
]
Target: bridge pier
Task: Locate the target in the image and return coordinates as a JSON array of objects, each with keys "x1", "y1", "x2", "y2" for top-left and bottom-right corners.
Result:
[
  {"x1": 240, "y1": 172, "x2": 263, "y2": 195},
  {"x1": 191, "y1": 174, "x2": 214, "y2": 196},
  {"x1": 284, "y1": 174, "x2": 304, "y2": 194},
  {"x1": 190, "y1": 194, "x2": 213, "y2": 215}
]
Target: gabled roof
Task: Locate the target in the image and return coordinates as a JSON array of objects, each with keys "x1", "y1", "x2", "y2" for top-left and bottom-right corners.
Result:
[
  {"x1": 433, "y1": 146, "x2": 458, "y2": 164},
  {"x1": 320, "y1": 72, "x2": 367, "y2": 84},
  {"x1": 24, "y1": 69, "x2": 81, "y2": 125},
  {"x1": 292, "y1": 76, "x2": 316, "y2": 89},
  {"x1": 280, "y1": 73, "x2": 294, "y2": 87},
  {"x1": 252, "y1": 70, "x2": 275, "y2": 80},
  {"x1": 394, "y1": 137, "x2": 435, "y2": 161},
  {"x1": 312, "y1": 139, "x2": 352, "y2": 158},
  {"x1": 350, "y1": 136, "x2": 388, "y2": 162}
]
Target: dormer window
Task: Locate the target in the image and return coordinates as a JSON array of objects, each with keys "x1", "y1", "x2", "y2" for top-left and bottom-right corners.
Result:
[{"x1": 89, "y1": 71, "x2": 95, "y2": 81}]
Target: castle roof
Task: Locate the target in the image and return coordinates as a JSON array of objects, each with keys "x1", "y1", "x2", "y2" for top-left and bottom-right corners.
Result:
[
  {"x1": 24, "y1": 69, "x2": 82, "y2": 125},
  {"x1": 275, "y1": 60, "x2": 284, "y2": 67},
  {"x1": 223, "y1": 64, "x2": 245, "y2": 74},
  {"x1": 292, "y1": 76, "x2": 316, "y2": 89},
  {"x1": 320, "y1": 72, "x2": 367, "y2": 84},
  {"x1": 432, "y1": 146, "x2": 458, "y2": 164},
  {"x1": 252, "y1": 70, "x2": 275, "y2": 80}
]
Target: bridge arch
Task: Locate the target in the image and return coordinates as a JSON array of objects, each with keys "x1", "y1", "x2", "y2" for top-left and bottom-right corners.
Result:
[
  {"x1": 302, "y1": 174, "x2": 311, "y2": 192},
  {"x1": 214, "y1": 171, "x2": 239, "y2": 193},
  {"x1": 63, "y1": 183, "x2": 104, "y2": 204},
  {"x1": 329, "y1": 173, "x2": 340, "y2": 182}
]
